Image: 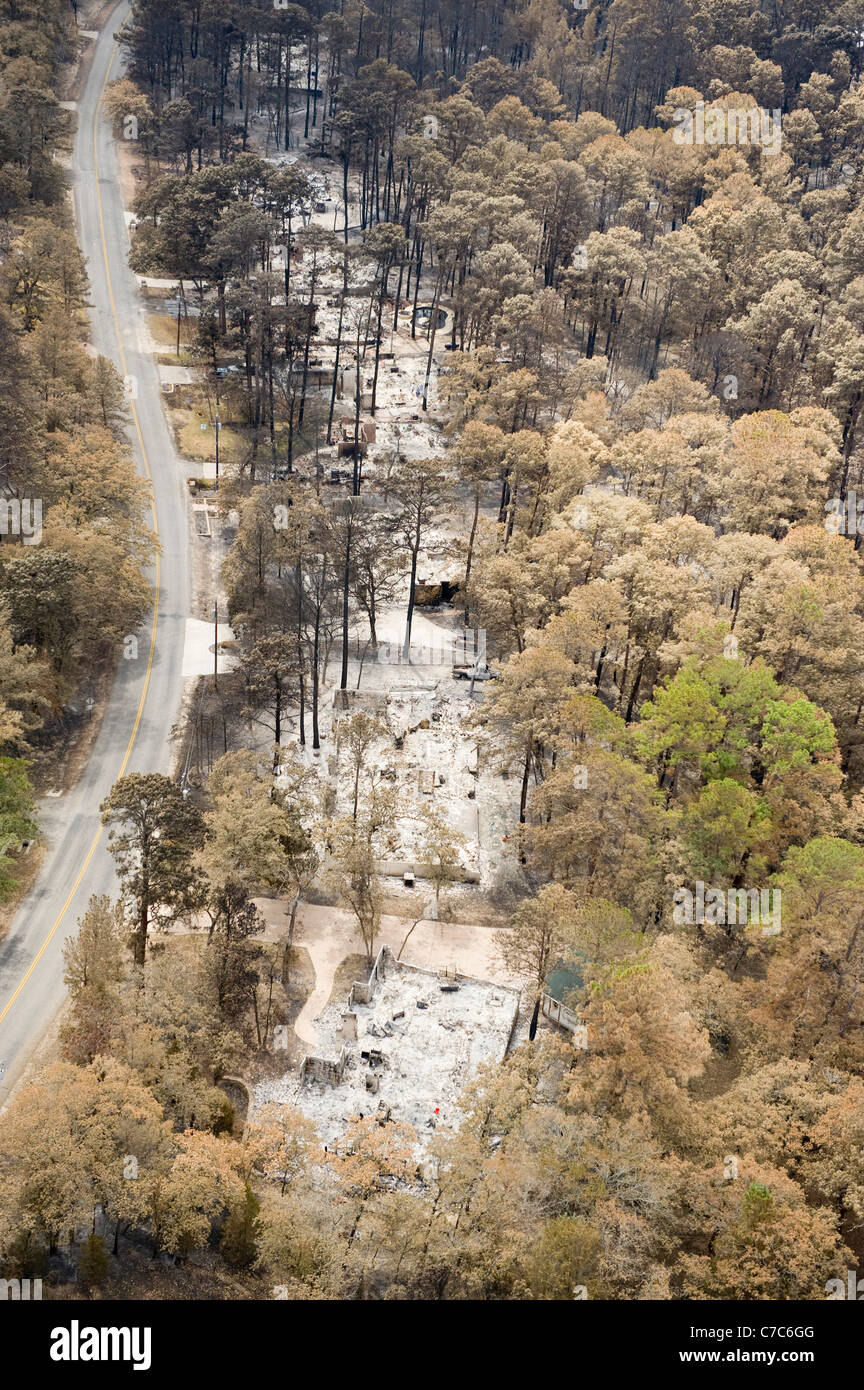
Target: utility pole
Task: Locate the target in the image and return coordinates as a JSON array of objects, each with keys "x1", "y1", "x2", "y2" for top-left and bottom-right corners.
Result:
[
  {"x1": 214, "y1": 417, "x2": 220, "y2": 486},
  {"x1": 213, "y1": 601, "x2": 218, "y2": 690}
]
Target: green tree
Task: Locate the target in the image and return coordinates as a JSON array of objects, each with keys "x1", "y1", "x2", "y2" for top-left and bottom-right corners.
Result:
[
  {"x1": 78, "y1": 1233, "x2": 110, "y2": 1292},
  {"x1": 100, "y1": 774, "x2": 205, "y2": 968},
  {"x1": 0, "y1": 754, "x2": 36, "y2": 899},
  {"x1": 219, "y1": 1183, "x2": 261, "y2": 1269}
]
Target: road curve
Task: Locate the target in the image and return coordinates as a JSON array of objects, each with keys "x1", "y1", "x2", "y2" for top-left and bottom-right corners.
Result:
[{"x1": 0, "y1": 1, "x2": 190, "y2": 1104}]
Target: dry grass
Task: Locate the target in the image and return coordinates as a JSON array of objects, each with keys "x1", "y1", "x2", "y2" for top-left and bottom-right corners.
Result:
[
  {"x1": 147, "y1": 311, "x2": 197, "y2": 352},
  {"x1": 327, "y1": 953, "x2": 369, "y2": 1005},
  {"x1": 169, "y1": 407, "x2": 248, "y2": 466},
  {"x1": 0, "y1": 844, "x2": 45, "y2": 946}
]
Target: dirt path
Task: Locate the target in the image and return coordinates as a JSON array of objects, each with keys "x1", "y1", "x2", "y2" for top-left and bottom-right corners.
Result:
[{"x1": 252, "y1": 898, "x2": 516, "y2": 1048}]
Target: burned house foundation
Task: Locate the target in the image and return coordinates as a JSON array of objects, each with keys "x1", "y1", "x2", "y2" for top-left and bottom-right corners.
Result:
[{"x1": 255, "y1": 945, "x2": 521, "y2": 1149}]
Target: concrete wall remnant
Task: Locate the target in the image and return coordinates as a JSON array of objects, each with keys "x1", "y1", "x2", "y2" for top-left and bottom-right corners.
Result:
[{"x1": 300, "y1": 1044, "x2": 348, "y2": 1086}]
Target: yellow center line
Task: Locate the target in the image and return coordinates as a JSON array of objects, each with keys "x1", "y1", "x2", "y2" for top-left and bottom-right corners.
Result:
[{"x1": 0, "y1": 18, "x2": 163, "y2": 1029}]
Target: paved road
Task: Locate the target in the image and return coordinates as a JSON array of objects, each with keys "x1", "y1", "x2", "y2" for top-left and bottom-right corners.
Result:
[{"x1": 0, "y1": 2, "x2": 190, "y2": 1104}]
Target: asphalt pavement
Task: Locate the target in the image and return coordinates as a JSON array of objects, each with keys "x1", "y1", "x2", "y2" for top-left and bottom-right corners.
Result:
[{"x1": 0, "y1": 1, "x2": 190, "y2": 1105}]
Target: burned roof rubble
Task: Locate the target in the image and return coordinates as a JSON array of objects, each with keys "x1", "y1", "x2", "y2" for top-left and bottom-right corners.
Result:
[{"x1": 253, "y1": 945, "x2": 522, "y2": 1150}]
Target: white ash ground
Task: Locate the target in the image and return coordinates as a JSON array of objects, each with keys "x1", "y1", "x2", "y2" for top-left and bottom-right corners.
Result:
[
  {"x1": 274, "y1": 641, "x2": 524, "y2": 900},
  {"x1": 253, "y1": 954, "x2": 521, "y2": 1150}
]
